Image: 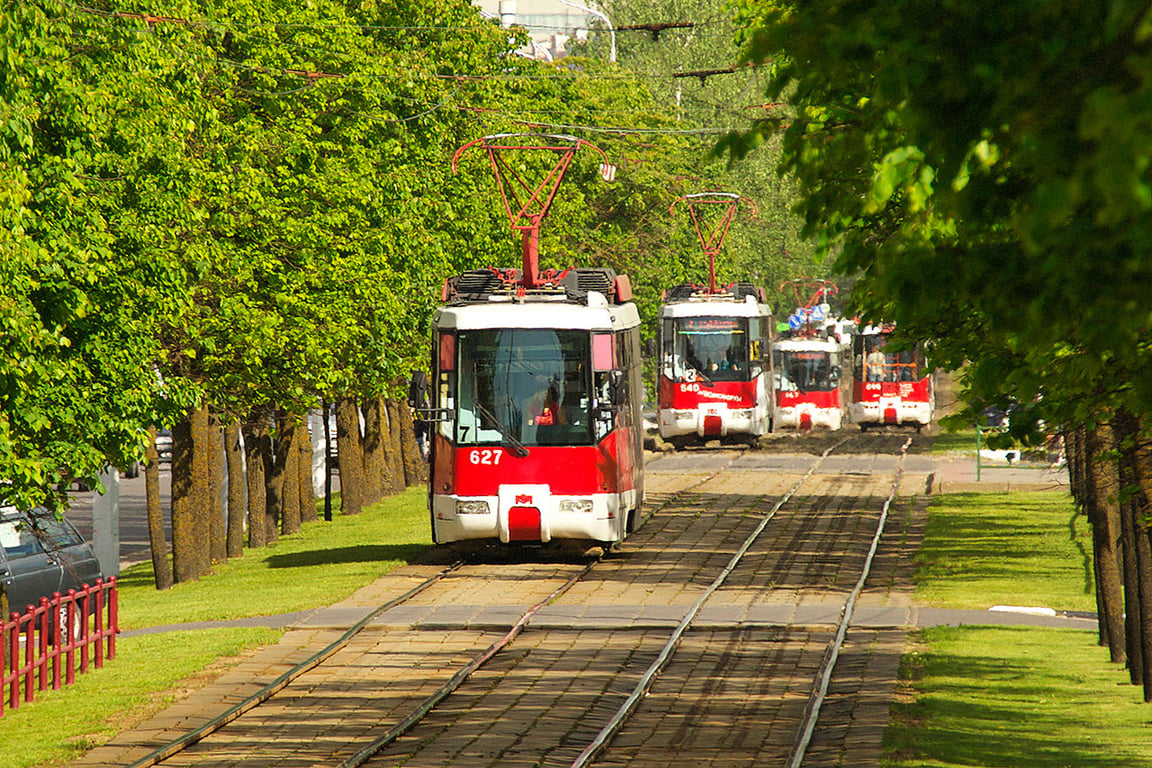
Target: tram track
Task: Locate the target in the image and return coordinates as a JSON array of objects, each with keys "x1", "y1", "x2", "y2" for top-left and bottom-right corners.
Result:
[{"x1": 80, "y1": 437, "x2": 926, "y2": 768}]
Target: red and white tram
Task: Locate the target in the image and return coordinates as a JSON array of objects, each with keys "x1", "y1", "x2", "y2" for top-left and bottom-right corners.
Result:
[
  {"x1": 428, "y1": 269, "x2": 644, "y2": 546},
  {"x1": 772, "y1": 278, "x2": 845, "y2": 431},
  {"x1": 428, "y1": 134, "x2": 644, "y2": 547},
  {"x1": 848, "y1": 324, "x2": 934, "y2": 430},
  {"x1": 773, "y1": 337, "x2": 843, "y2": 430},
  {"x1": 656, "y1": 283, "x2": 774, "y2": 447}
]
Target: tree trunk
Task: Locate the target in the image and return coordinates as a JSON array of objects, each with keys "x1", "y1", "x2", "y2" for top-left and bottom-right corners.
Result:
[
  {"x1": 190, "y1": 404, "x2": 214, "y2": 577},
  {"x1": 1127, "y1": 416, "x2": 1152, "y2": 701},
  {"x1": 299, "y1": 418, "x2": 317, "y2": 523},
  {"x1": 170, "y1": 415, "x2": 198, "y2": 583},
  {"x1": 1085, "y1": 419, "x2": 1126, "y2": 663},
  {"x1": 207, "y1": 413, "x2": 226, "y2": 564},
  {"x1": 225, "y1": 420, "x2": 246, "y2": 558},
  {"x1": 335, "y1": 397, "x2": 366, "y2": 515},
  {"x1": 146, "y1": 426, "x2": 173, "y2": 590},
  {"x1": 323, "y1": 402, "x2": 334, "y2": 522},
  {"x1": 277, "y1": 411, "x2": 301, "y2": 536},
  {"x1": 1065, "y1": 425, "x2": 1088, "y2": 508},
  {"x1": 387, "y1": 398, "x2": 406, "y2": 487},
  {"x1": 1116, "y1": 410, "x2": 1145, "y2": 684},
  {"x1": 362, "y1": 398, "x2": 388, "y2": 501},
  {"x1": 243, "y1": 415, "x2": 271, "y2": 548},
  {"x1": 400, "y1": 398, "x2": 428, "y2": 486}
]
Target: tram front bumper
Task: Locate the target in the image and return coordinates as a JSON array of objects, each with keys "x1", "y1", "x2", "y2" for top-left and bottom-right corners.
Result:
[
  {"x1": 659, "y1": 406, "x2": 756, "y2": 439},
  {"x1": 431, "y1": 489, "x2": 623, "y2": 544}
]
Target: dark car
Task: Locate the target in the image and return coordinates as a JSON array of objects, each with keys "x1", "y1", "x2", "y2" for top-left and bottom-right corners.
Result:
[{"x1": 0, "y1": 505, "x2": 103, "y2": 619}]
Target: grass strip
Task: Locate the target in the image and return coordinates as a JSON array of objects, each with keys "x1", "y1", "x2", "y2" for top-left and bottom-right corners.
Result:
[
  {"x1": 885, "y1": 626, "x2": 1152, "y2": 767},
  {"x1": 0, "y1": 628, "x2": 280, "y2": 768},
  {"x1": 0, "y1": 487, "x2": 433, "y2": 768},
  {"x1": 914, "y1": 491, "x2": 1096, "y2": 613},
  {"x1": 884, "y1": 490, "x2": 1152, "y2": 766}
]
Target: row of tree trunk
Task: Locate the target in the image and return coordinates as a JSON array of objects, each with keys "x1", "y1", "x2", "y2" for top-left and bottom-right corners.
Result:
[
  {"x1": 148, "y1": 395, "x2": 427, "y2": 590},
  {"x1": 1067, "y1": 412, "x2": 1152, "y2": 702}
]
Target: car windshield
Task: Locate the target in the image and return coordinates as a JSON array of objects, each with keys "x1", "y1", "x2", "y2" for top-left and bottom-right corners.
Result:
[
  {"x1": 0, "y1": 506, "x2": 81, "y2": 560},
  {"x1": 456, "y1": 328, "x2": 593, "y2": 447},
  {"x1": 671, "y1": 317, "x2": 750, "y2": 382}
]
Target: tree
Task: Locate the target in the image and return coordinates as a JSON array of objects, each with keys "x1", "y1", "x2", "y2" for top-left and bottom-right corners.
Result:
[{"x1": 729, "y1": 0, "x2": 1152, "y2": 696}]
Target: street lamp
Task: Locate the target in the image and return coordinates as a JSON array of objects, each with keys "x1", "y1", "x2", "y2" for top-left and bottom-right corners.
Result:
[{"x1": 558, "y1": 0, "x2": 616, "y2": 63}]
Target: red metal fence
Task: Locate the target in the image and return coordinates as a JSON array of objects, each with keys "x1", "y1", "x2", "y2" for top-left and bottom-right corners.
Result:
[{"x1": 2, "y1": 577, "x2": 119, "y2": 716}]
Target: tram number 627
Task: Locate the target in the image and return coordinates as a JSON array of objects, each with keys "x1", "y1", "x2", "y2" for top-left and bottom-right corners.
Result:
[{"x1": 469, "y1": 449, "x2": 503, "y2": 465}]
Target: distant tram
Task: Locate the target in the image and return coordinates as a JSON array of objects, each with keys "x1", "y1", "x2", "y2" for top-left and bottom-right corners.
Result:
[
  {"x1": 772, "y1": 278, "x2": 845, "y2": 431},
  {"x1": 773, "y1": 336, "x2": 843, "y2": 430},
  {"x1": 656, "y1": 283, "x2": 774, "y2": 447},
  {"x1": 848, "y1": 324, "x2": 934, "y2": 430}
]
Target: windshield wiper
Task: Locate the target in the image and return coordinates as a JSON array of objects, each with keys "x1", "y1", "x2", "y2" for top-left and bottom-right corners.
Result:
[{"x1": 474, "y1": 401, "x2": 530, "y2": 458}]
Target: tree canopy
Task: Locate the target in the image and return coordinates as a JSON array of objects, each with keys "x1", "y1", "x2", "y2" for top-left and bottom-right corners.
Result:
[{"x1": 727, "y1": 0, "x2": 1152, "y2": 430}]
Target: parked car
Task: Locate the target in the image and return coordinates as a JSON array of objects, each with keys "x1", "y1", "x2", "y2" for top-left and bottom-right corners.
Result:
[
  {"x1": 0, "y1": 505, "x2": 103, "y2": 623},
  {"x1": 155, "y1": 428, "x2": 173, "y2": 463}
]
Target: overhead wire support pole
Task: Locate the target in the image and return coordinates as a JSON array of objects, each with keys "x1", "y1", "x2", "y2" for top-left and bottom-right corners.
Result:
[
  {"x1": 452, "y1": 133, "x2": 614, "y2": 289},
  {"x1": 670, "y1": 192, "x2": 757, "y2": 294}
]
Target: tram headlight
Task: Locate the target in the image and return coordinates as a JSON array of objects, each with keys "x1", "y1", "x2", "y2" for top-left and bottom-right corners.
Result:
[
  {"x1": 559, "y1": 499, "x2": 595, "y2": 514},
  {"x1": 674, "y1": 410, "x2": 693, "y2": 419},
  {"x1": 456, "y1": 500, "x2": 491, "y2": 515},
  {"x1": 732, "y1": 409, "x2": 753, "y2": 420}
]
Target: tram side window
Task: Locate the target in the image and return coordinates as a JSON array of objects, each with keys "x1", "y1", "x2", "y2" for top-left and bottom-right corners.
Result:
[{"x1": 661, "y1": 319, "x2": 675, "y2": 381}]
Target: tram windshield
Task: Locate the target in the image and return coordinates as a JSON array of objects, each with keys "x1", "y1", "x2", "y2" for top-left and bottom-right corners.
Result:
[
  {"x1": 855, "y1": 334, "x2": 924, "y2": 382},
  {"x1": 773, "y1": 349, "x2": 836, "y2": 393},
  {"x1": 455, "y1": 329, "x2": 593, "y2": 447},
  {"x1": 666, "y1": 317, "x2": 750, "y2": 382}
]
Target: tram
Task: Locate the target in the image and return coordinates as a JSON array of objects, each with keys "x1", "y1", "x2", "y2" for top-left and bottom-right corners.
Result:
[
  {"x1": 848, "y1": 324, "x2": 934, "y2": 430},
  {"x1": 656, "y1": 283, "x2": 774, "y2": 447},
  {"x1": 772, "y1": 279, "x2": 846, "y2": 431},
  {"x1": 773, "y1": 337, "x2": 843, "y2": 430},
  {"x1": 427, "y1": 134, "x2": 644, "y2": 547}
]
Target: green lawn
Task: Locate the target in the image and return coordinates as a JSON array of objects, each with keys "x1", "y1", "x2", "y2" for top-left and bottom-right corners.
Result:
[
  {"x1": 914, "y1": 491, "x2": 1096, "y2": 613},
  {"x1": 884, "y1": 490, "x2": 1152, "y2": 767},
  {"x1": 0, "y1": 487, "x2": 433, "y2": 768}
]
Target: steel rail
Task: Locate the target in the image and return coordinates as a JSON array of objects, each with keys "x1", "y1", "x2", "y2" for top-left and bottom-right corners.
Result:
[
  {"x1": 787, "y1": 435, "x2": 912, "y2": 768},
  {"x1": 126, "y1": 561, "x2": 464, "y2": 768},
  {"x1": 338, "y1": 558, "x2": 599, "y2": 767},
  {"x1": 335, "y1": 449, "x2": 745, "y2": 767},
  {"x1": 570, "y1": 436, "x2": 857, "y2": 768}
]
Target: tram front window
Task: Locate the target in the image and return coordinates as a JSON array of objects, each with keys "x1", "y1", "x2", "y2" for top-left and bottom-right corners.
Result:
[
  {"x1": 456, "y1": 329, "x2": 593, "y2": 447},
  {"x1": 774, "y1": 350, "x2": 835, "y2": 392},
  {"x1": 670, "y1": 317, "x2": 749, "y2": 382}
]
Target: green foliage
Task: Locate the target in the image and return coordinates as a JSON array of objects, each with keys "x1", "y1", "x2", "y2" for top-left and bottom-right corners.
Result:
[
  {"x1": 886, "y1": 626, "x2": 1152, "y2": 767},
  {"x1": 729, "y1": 0, "x2": 1152, "y2": 427}
]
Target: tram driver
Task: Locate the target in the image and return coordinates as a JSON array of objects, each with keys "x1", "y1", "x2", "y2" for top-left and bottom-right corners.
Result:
[{"x1": 522, "y1": 374, "x2": 566, "y2": 426}]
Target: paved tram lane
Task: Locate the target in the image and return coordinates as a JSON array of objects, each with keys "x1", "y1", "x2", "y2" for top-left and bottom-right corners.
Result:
[{"x1": 68, "y1": 441, "x2": 1084, "y2": 768}]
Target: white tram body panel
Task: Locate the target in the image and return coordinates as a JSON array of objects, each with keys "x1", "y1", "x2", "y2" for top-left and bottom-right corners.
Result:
[
  {"x1": 429, "y1": 273, "x2": 644, "y2": 546},
  {"x1": 656, "y1": 289, "x2": 774, "y2": 444}
]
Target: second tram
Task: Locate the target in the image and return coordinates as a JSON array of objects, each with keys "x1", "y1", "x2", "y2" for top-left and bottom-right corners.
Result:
[
  {"x1": 848, "y1": 324, "x2": 934, "y2": 430},
  {"x1": 773, "y1": 336, "x2": 844, "y2": 430},
  {"x1": 428, "y1": 268, "x2": 645, "y2": 546},
  {"x1": 656, "y1": 283, "x2": 774, "y2": 447}
]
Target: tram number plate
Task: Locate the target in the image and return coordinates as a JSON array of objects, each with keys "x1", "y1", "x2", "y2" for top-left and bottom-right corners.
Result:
[{"x1": 469, "y1": 449, "x2": 503, "y2": 465}]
